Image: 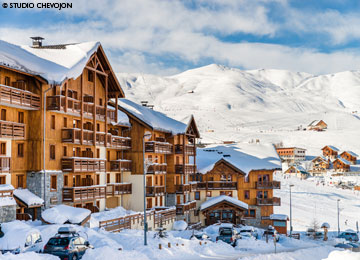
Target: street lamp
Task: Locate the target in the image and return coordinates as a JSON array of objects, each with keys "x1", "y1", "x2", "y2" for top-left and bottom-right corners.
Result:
[
  {"x1": 337, "y1": 199, "x2": 340, "y2": 236},
  {"x1": 289, "y1": 184, "x2": 294, "y2": 237},
  {"x1": 143, "y1": 131, "x2": 152, "y2": 246}
]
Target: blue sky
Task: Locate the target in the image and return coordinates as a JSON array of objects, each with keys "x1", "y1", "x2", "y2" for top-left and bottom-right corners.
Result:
[{"x1": 1, "y1": 0, "x2": 360, "y2": 75}]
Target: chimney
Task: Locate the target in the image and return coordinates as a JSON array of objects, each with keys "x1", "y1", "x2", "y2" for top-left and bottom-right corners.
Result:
[{"x1": 30, "y1": 36, "x2": 44, "y2": 48}]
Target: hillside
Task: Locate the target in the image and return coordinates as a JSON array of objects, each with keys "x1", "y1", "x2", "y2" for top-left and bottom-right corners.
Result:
[{"x1": 117, "y1": 64, "x2": 360, "y2": 156}]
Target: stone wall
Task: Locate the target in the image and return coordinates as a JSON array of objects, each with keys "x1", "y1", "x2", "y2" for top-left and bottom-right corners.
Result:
[
  {"x1": 244, "y1": 205, "x2": 263, "y2": 227},
  {"x1": 26, "y1": 170, "x2": 64, "y2": 208},
  {"x1": 0, "y1": 205, "x2": 16, "y2": 223}
]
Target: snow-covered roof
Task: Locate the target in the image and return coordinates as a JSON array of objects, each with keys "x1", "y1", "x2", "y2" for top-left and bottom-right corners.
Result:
[
  {"x1": 116, "y1": 110, "x2": 130, "y2": 126},
  {"x1": 0, "y1": 197, "x2": 16, "y2": 207},
  {"x1": 200, "y1": 195, "x2": 248, "y2": 211},
  {"x1": 308, "y1": 120, "x2": 326, "y2": 127},
  {"x1": 0, "y1": 40, "x2": 100, "y2": 85},
  {"x1": 343, "y1": 151, "x2": 359, "y2": 157},
  {"x1": 42, "y1": 204, "x2": 91, "y2": 225},
  {"x1": 335, "y1": 157, "x2": 350, "y2": 165},
  {"x1": 197, "y1": 143, "x2": 281, "y2": 175},
  {"x1": 90, "y1": 206, "x2": 137, "y2": 228},
  {"x1": 0, "y1": 184, "x2": 14, "y2": 191},
  {"x1": 13, "y1": 189, "x2": 44, "y2": 207},
  {"x1": 289, "y1": 165, "x2": 308, "y2": 174},
  {"x1": 270, "y1": 214, "x2": 289, "y2": 221},
  {"x1": 118, "y1": 98, "x2": 189, "y2": 134},
  {"x1": 323, "y1": 145, "x2": 339, "y2": 152},
  {"x1": 312, "y1": 155, "x2": 328, "y2": 162}
]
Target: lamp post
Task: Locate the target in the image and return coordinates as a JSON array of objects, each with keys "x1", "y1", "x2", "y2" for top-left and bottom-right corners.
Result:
[
  {"x1": 290, "y1": 184, "x2": 294, "y2": 237},
  {"x1": 143, "y1": 131, "x2": 152, "y2": 246},
  {"x1": 337, "y1": 199, "x2": 340, "y2": 236}
]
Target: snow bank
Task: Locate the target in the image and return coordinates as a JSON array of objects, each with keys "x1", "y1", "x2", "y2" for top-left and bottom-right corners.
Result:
[
  {"x1": 200, "y1": 195, "x2": 248, "y2": 211},
  {"x1": 41, "y1": 205, "x2": 91, "y2": 224},
  {"x1": 173, "y1": 220, "x2": 188, "y2": 231},
  {"x1": 13, "y1": 189, "x2": 44, "y2": 206},
  {"x1": 324, "y1": 250, "x2": 360, "y2": 260},
  {"x1": 0, "y1": 252, "x2": 58, "y2": 259}
]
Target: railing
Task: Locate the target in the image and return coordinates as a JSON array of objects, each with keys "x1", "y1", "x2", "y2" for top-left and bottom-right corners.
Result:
[
  {"x1": 62, "y1": 157, "x2": 106, "y2": 172},
  {"x1": 0, "y1": 157, "x2": 11, "y2": 173},
  {"x1": 146, "y1": 186, "x2": 165, "y2": 196},
  {"x1": 0, "y1": 121, "x2": 25, "y2": 139},
  {"x1": 145, "y1": 141, "x2": 173, "y2": 154},
  {"x1": 106, "y1": 183, "x2": 132, "y2": 196},
  {"x1": 190, "y1": 182, "x2": 197, "y2": 191},
  {"x1": 196, "y1": 181, "x2": 237, "y2": 190},
  {"x1": 47, "y1": 96, "x2": 81, "y2": 114},
  {"x1": 16, "y1": 213, "x2": 32, "y2": 221},
  {"x1": 147, "y1": 164, "x2": 167, "y2": 174},
  {"x1": 175, "y1": 184, "x2": 191, "y2": 193},
  {"x1": 62, "y1": 186, "x2": 106, "y2": 203},
  {"x1": 0, "y1": 84, "x2": 40, "y2": 110},
  {"x1": 256, "y1": 181, "x2": 281, "y2": 189},
  {"x1": 176, "y1": 201, "x2": 197, "y2": 215},
  {"x1": 175, "y1": 164, "x2": 196, "y2": 174},
  {"x1": 175, "y1": 144, "x2": 196, "y2": 156},
  {"x1": 256, "y1": 197, "x2": 281, "y2": 206},
  {"x1": 0, "y1": 188, "x2": 13, "y2": 197},
  {"x1": 110, "y1": 160, "x2": 132, "y2": 172},
  {"x1": 107, "y1": 134, "x2": 131, "y2": 149}
]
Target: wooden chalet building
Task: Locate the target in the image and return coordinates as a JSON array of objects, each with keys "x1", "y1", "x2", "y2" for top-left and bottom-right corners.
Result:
[
  {"x1": 333, "y1": 158, "x2": 350, "y2": 172},
  {"x1": 308, "y1": 120, "x2": 327, "y2": 131},
  {"x1": 117, "y1": 99, "x2": 200, "y2": 220},
  {"x1": 339, "y1": 151, "x2": 358, "y2": 165},
  {"x1": 192, "y1": 143, "x2": 281, "y2": 227},
  {"x1": 310, "y1": 156, "x2": 330, "y2": 175},
  {"x1": 322, "y1": 145, "x2": 339, "y2": 160},
  {"x1": 275, "y1": 147, "x2": 306, "y2": 164},
  {"x1": 284, "y1": 165, "x2": 308, "y2": 179}
]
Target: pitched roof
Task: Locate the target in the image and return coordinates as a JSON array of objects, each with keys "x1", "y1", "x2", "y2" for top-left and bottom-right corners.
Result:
[
  {"x1": 197, "y1": 143, "x2": 281, "y2": 176},
  {"x1": 308, "y1": 120, "x2": 327, "y2": 127},
  {"x1": 311, "y1": 155, "x2": 328, "y2": 162},
  {"x1": 322, "y1": 145, "x2": 339, "y2": 152},
  {"x1": 200, "y1": 195, "x2": 248, "y2": 211},
  {"x1": 335, "y1": 157, "x2": 350, "y2": 165},
  {"x1": 342, "y1": 151, "x2": 359, "y2": 157},
  {"x1": 117, "y1": 98, "x2": 199, "y2": 136}
]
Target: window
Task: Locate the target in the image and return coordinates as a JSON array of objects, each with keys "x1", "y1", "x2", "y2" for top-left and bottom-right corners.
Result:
[
  {"x1": 107, "y1": 151, "x2": 110, "y2": 162},
  {"x1": 17, "y1": 175, "x2": 24, "y2": 188},
  {"x1": 51, "y1": 115, "x2": 55, "y2": 130},
  {"x1": 64, "y1": 175, "x2": 68, "y2": 187},
  {"x1": 116, "y1": 151, "x2": 121, "y2": 160},
  {"x1": 195, "y1": 191, "x2": 200, "y2": 200},
  {"x1": 63, "y1": 117, "x2": 67, "y2": 128},
  {"x1": 244, "y1": 190, "x2": 250, "y2": 199},
  {"x1": 0, "y1": 176, "x2": 5, "y2": 184},
  {"x1": 160, "y1": 196, "x2": 163, "y2": 206},
  {"x1": 88, "y1": 70, "x2": 94, "y2": 82},
  {"x1": 17, "y1": 143, "x2": 24, "y2": 157},
  {"x1": 116, "y1": 173, "x2": 121, "y2": 183},
  {"x1": 107, "y1": 173, "x2": 110, "y2": 184},
  {"x1": 97, "y1": 123, "x2": 100, "y2": 132},
  {"x1": 63, "y1": 146, "x2": 67, "y2": 157},
  {"x1": 155, "y1": 176, "x2": 158, "y2": 185},
  {"x1": 147, "y1": 198, "x2": 152, "y2": 209},
  {"x1": 206, "y1": 191, "x2": 212, "y2": 197},
  {"x1": 18, "y1": 112, "x2": 24, "y2": 123},
  {"x1": 4, "y1": 76, "x2": 10, "y2": 86},
  {"x1": 0, "y1": 143, "x2": 6, "y2": 155},
  {"x1": 51, "y1": 175, "x2": 57, "y2": 191},
  {"x1": 244, "y1": 209, "x2": 256, "y2": 218},
  {"x1": 96, "y1": 174, "x2": 100, "y2": 185},
  {"x1": 99, "y1": 98, "x2": 103, "y2": 106},
  {"x1": 97, "y1": 149, "x2": 100, "y2": 158},
  {"x1": 1, "y1": 109, "x2": 6, "y2": 121},
  {"x1": 220, "y1": 191, "x2": 232, "y2": 197},
  {"x1": 160, "y1": 175, "x2": 164, "y2": 186},
  {"x1": 50, "y1": 145, "x2": 55, "y2": 160}
]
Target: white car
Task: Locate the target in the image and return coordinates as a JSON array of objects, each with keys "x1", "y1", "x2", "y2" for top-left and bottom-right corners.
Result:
[{"x1": 0, "y1": 222, "x2": 43, "y2": 254}]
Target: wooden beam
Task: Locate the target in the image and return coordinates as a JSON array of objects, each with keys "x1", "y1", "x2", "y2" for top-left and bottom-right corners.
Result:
[
  {"x1": 85, "y1": 66, "x2": 107, "y2": 77},
  {"x1": 81, "y1": 73, "x2": 84, "y2": 145},
  {"x1": 93, "y1": 71, "x2": 97, "y2": 146},
  {"x1": 64, "y1": 81, "x2": 68, "y2": 113},
  {"x1": 115, "y1": 93, "x2": 118, "y2": 124},
  {"x1": 105, "y1": 75, "x2": 108, "y2": 148}
]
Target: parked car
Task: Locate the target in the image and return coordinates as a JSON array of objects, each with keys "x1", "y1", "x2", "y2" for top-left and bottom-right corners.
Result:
[
  {"x1": 216, "y1": 226, "x2": 241, "y2": 246},
  {"x1": 239, "y1": 226, "x2": 258, "y2": 239},
  {"x1": 263, "y1": 227, "x2": 279, "y2": 242},
  {"x1": 338, "y1": 230, "x2": 359, "y2": 242},
  {"x1": 190, "y1": 232, "x2": 211, "y2": 241},
  {"x1": 0, "y1": 223, "x2": 43, "y2": 254},
  {"x1": 305, "y1": 228, "x2": 323, "y2": 239},
  {"x1": 43, "y1": 227, "x2": 93, "y2": 260}
]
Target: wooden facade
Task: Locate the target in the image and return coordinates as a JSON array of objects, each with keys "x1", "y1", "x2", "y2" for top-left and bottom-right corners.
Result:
[
  {"x1": 322, "y1": 146, "x2": 339, "y2": 160},
  {"x1": 340, "y1": 151, "x2": 357, "y2": 165},
  {"x1": 333, "y1": 158, "x2": 350, "y2": 172}
]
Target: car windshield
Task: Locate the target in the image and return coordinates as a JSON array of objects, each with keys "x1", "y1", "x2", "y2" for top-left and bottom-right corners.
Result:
[
  {"x1": 47, "y1": 237, "x2": 70, "y2": 247},
  {"x1": 220, "y1": 229, "x2": 232, "y2": 235}
]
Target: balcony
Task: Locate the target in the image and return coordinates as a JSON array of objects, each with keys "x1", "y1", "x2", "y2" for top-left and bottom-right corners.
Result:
[
  {"x1": 176, "y1": 201, "x2": 197, "y2": 215},
  {"x1": 62, "y1": 186, "x2": 106, "y2": 203},
  {"x1": 62, "y1": 157, "x2": 106, "y2": 173},
  {"x1": 175, "y1": 184, "x2": 191, "y2": 193},
  {"x1": 0, "y1": 84, "x2": 40, "y2": 110},
  {"x1": 256, "y1": 197, "x2": 281, "y2": 206},
  {"x1": 175, "y1": 164, "x2": 196, "y2": 174},
  {"x1": 106, "y1": 183, "x2": 132, "y2": 196},
  {"x1": 0, "y1": 157, "x2": 10, "y2": 173},
  {"x1": 196, "y1": 181, "x2": 237, "y2": 190},
  {"x1": 47, "y1": 96, "x2": 81, "y2": 114},
  {"x1": 256, "y1": 181, "x2": 281, "y2": 189},
  {"x1": 147, "y1": 164, "x2": 167, "y2": 174},
  {"x1": 175, "y1": 144, "x2": 196, "y2": 156},
  {"x1": 145, "y1": 141, "x2": 173, "y2": 154},
  {"x1": 0, "y1": 121, "x2": 25, "y2": 139},
  {"x1": 110, "y1": 160, "x2": 132, "y2": 172},
  {"x1": 106, "y1": 135, "x2": 131, "y2": 149},
  {"x1": 146, "y1": 186, "x2": 165, "y2": 196}
]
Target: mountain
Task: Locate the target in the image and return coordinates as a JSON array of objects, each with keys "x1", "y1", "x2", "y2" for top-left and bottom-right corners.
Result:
[{"x1": 116, "y1": 64, "x2": 360, "y2": 156}]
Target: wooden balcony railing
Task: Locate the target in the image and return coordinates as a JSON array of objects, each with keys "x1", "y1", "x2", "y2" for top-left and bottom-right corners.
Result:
[
  {"x1": 106, "y1": 183, "x2": 132, "y2": 196},
  {"x1": 176, "y1": 201, "x2": 197, "y2": 215},
  {"x1": 62, "y1": 157, "x2": 106, "y2": 172},
  {"x1": 110, "y1": 160, "x2": 132, "y2": 172},
  {"x1": 0, "y1": 157, "x2": 11, "y2": 173},
  {"x1": 175, "y1": 184, "x2": 191, "y2": 193},
  {"x1": 196, "y1": 181, "x2": 237, "y2": 190},
  {"x1": 147, "y1": 164, "x2": 167, "y2": 174},
  {"x1": 0, "y1": 121, "x2": 25, "y2": 139},
  {"x1": 175, "y1": 144, "x2": 196, "y2": 156},
  {"x1": 47, "y1": 96, "x2": 81, "y2": 114},
  {"x1": 145, "y1": 141, "x2": 173, "y2": 154},
  {"x1": 146, "y1": 186, "x2": 165, "y2": 196},
  {"x1": 0, "y1": 84, "x2": 40, "y2": 110},
  {"x1": 256, "y1": 181, "x2": 281, "y2": 189},
  {"x1": 175, "y1": 164, "x2": 196, "y2": 174},
  {"x1": 256, "y1": 197, "x2": 281, "y2": 206},
  {"x1": 62, "y1": 186, "x2": 106, "y2": 203},
  {"x1": 107, "y1": 134, "x2": 131, "y2": 149}
]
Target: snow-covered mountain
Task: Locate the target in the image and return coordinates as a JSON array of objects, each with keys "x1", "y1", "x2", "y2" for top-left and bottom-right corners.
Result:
[{"x1": 117, "y1": 64, "x2": 360, "y2": 156}]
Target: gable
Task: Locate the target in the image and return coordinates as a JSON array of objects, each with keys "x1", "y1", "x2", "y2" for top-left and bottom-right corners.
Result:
[{"x1": 207, "y1": 160, "x2": 246, "y2": 176}]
